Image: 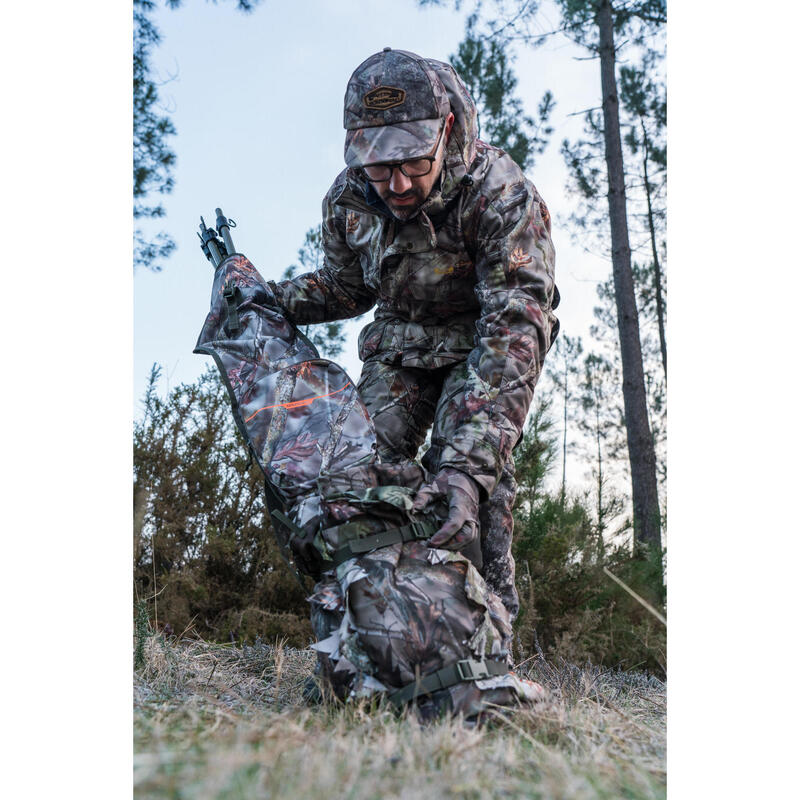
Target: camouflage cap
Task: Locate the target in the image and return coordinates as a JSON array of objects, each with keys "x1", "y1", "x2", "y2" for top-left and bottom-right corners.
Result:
[{"x1": 343, "y1": 48, "x2": 451, "y2": 167}]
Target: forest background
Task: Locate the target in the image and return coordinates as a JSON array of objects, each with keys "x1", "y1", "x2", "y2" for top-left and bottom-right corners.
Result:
[
  {"x1": 133, "y1": 0, "x2": 667, "y2": 667},
  {"x1": 3, "y1": 1, "x2": 799, "y2": 797},
  {"x1": 134, "y1": 0, "x2": 666, "y2": 678}
]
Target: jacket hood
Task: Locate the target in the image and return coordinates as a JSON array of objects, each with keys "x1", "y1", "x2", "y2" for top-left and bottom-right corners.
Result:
[
  {"x1": 336, "y1": 58, "x2": 480, "y2": 219},
  {"x1": 425, "y1": 58, "x2": 479, "y2": 196}
]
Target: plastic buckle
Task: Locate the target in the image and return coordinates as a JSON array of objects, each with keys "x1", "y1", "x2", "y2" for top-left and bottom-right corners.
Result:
[
  {"x1": 411, "y1": 521, "x2": 430, "y2": 540},
  {"x1": 456, "y1": 659, "x2": 489, "y2": 681}
]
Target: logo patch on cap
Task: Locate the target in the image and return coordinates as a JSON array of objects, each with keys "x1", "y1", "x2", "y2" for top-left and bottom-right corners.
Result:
[{"x1": 363, "y1": 86, "x2": 406, "y2": 110}]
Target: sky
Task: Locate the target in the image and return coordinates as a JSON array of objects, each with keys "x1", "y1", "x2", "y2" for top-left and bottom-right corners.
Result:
[{"x1": 134, "y1": 0, "x2": 610, "y2": 413}]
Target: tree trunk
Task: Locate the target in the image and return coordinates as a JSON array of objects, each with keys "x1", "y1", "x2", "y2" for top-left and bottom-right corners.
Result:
[
  {"x1": 595, "y1": 402, "x2": 603, "y2": 536},
  {"x1": 641, "y1": 121, "x2": 667, "y2": 380},
  {"x1": 561, "y1": 363, "x2": 568, "y2": 507},
  {"x1": 596, "y1": 0, "x2": 663, "y2": 579}
]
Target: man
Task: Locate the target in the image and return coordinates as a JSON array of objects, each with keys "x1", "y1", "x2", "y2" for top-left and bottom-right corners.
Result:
[{"x1": 268, "y1": 48, "x2": 559, "y2": 620}]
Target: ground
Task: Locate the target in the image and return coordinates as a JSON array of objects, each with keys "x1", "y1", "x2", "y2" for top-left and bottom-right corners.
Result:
[{"x1": 134, "y1": 636, "x2": 666, "y2": 799}]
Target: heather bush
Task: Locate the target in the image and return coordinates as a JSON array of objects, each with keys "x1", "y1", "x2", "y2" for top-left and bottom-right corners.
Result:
[{"x1": 134, "y1": 365, "x2": 311, "y2": 646}]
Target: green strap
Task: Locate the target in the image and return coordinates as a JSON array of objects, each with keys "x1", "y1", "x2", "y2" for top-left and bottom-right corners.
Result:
[
  {"x1": 330, "y1": 520, "x2": 434, "y2": 567},
  {"x1": 222, "y1": 284, "x2": 242, "y2": 334},
  {"x1": 388, "y1": 658, "x2": 509, "y2": 708},
  {"x1": 270, "y1": 509, "x2": 305, "y2": 543},
  {"x1": 268, "y1": 514, "x2": 433, "y2": 575}
]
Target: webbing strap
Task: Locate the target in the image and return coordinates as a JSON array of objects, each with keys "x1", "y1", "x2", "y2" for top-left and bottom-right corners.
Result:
[
  {"x1": 222, "y1": 284, "x2": 242, "y2": 334},
  {"x1": 330, "y1": 520, "x2": 434, "y2": 567},
  {"x1": 388, "y1": 658, "x2": 509, "y2": 707},
  {"x1": 270, "y1": 509, "x2": 305, "y2": 543}
]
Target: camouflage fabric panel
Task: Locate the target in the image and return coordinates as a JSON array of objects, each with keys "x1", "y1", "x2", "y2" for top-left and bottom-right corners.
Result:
[
  {"x1": 343, "y1": 49, "x2": 449, "y2": 131},
  {"x1": 354, "y1": 358, "x2": 520, "y2": 620},
  {"x1": 308, "y1": 537, "x2": 545, "y2": 721},
  {"x1": 256, "y1": 360, "x2": 377, "y2": 499},
  {"x1": 195, "y1": 254, "x2": 376, "y2": 503},
  {"x1": 340, "y1": 542, "x2": 511, "y2": 684},
  {"x1": 424, "y1": 59, "x2": 478, "y2": 178},
  {"x1": 196, "y1": 254, "x2": 316, "y2": 369},
  {"x1": 478, "y1": 456, "x2": 519, "y2": 622},
  {"x1": 413, "y1": 672, "x2": 547, "y2": 723},
  {"x1": 302, "y1": 462, "x2": 435, "y2": 561},
  {"x1": 345, "y1": 120, "x2": 444, "y2": 168}
]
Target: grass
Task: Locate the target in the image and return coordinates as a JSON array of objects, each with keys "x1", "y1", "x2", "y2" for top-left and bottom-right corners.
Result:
[{"x1": 134, "y1": 634, "x2": 665, "y2": 799}]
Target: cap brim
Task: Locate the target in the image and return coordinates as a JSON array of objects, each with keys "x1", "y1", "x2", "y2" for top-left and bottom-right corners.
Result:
[{"x1": 344, "y1": 119, "x2": 442, "y2": 167}]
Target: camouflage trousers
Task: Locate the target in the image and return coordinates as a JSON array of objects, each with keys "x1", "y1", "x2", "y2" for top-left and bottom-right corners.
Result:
[{"x1": 356, "y1": 357, "x2": 519, "y2": 621}]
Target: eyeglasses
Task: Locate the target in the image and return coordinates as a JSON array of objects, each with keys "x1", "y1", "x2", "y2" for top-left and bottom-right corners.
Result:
[{"x1": 362, "y1": 122, "x2": 445, "y2": 183}]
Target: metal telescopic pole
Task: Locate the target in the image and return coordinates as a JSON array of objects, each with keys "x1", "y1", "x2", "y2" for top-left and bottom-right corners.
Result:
[{"x1": 215, "y1": 208, "x2": 236, "y2": 256}]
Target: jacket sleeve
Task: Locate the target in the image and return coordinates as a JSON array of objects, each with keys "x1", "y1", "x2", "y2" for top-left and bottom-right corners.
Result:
[
  {"x1": 269, "y1": 177, "x2": 376, "y2": 324},
  {"x1": 437, "y1": 166, "x2": 558, "y2": 499}
]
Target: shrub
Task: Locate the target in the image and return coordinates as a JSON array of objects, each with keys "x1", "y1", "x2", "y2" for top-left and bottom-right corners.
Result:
[{"x1": 134, "y1": 366, "x2": 310, "y2": 645}]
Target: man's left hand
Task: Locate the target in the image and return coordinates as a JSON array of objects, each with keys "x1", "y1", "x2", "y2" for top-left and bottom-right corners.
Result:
[{"x1": 411, "y1": 467, "x2": 480, "y2": 551}]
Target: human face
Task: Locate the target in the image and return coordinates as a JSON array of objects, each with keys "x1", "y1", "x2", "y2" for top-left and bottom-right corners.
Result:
[{"x1": 367, "y1": 113, "x2": 454, "y2": 221}]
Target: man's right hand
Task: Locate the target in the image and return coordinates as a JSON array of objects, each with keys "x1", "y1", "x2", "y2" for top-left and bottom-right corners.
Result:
[{"x1": 411, "y1": 466, "x2": 480, "y2": 552}]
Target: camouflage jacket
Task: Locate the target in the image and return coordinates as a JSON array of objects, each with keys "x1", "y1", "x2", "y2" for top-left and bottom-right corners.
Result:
[{"x1": 271, "y1": 60, "x2": 559, "y2": 499}]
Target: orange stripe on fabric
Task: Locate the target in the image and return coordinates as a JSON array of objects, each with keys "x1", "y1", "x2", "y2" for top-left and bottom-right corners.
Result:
[{"x1": 243, "y1": 381, "x2": 353, "y2": 423}]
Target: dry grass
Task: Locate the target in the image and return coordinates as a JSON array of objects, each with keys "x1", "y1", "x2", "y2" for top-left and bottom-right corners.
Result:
[{"x1": 134, "y1": 635, "x2": 665, "y2": 799}]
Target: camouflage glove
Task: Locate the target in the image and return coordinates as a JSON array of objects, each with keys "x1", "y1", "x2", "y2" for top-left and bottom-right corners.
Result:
[
  {"x1": 411, "y1": 467, "x2": 480, "y2": 551},
  {"x1": 259, "y1": 280, "x2": 282, "y2": 312}
]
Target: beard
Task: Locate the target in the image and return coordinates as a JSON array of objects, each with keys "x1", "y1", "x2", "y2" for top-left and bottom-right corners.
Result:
[{"x1": 382, "y1": 189, "x2": 425, "y2": 221}]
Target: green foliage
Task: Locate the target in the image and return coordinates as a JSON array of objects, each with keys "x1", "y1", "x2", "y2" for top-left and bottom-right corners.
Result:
[
  {"x1": 134, "y1": 599, "x2": 151, "y2": 670},
  {"x1": 133, "y1": 364, "x2": 311, "y2": 646},
  {"x1": 513, "y1": 391, "x2": 665, "y2": 676},
  {"x1": 133, "y1": 0, "x2": 177, "y2": 271},
  {"x1": 549, "y1": 334, "x2": 584, "y2": 503},
  {"x1": 553, "y1": 0, "x2": 666, "y2": 49},
  {"x1": 133, "y1": 0, "x2": 263, "y2": 271},
  {"x1": 514, "y1": 394, "x2": 559, "y2": 510},
  {"x1": 450, "y1": 15, "x2": 554, "y2": 169},
  {"x1": 578, "y1": 351, "x2": 628, "y2": 534}
]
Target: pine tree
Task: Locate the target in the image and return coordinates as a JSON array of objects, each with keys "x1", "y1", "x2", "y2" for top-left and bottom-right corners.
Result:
[
  {"x1": 577, "y1": 352, "x2": 626, "y2": 547},
  {"x1": 557, "y1": 0, "x2": 665, "y2": 581},
  {"x1": 133, "y1": 0, "x2": 177, "y2": 271},
  {"x1": 550, "y1": 334, "x2": 584, "y2": 506},
  {"x1": 133, "y1": 0, "x2": 263, "y2": 271},
  {"x1": 449, "y1": 15, "x2": 554, "y2": 169},
  {"x1": 514, "y1": 389, "x2": 559, "y2": 511},
  {"x1": 620, "y1": 54, "x2": 667, "y2": 379}
]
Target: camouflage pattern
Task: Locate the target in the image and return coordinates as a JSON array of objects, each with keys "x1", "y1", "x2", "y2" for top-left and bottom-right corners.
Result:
[
  {"x1": 307, "y1": 461, "x2": 545, "y2": 721},
  {"x1": 356, "y1": 358, "x2": 520, "y2": 618},
  {"x1": 195, "y1": 252, "x2": 546, "y2": 721},
  {"x1": 343, "y1": 49, "x2": 451, "y2": 166},
  {"x1": 478, "y1": 458, "x2": 519, "y2": 619},
  {"x1": 194, "y1": 253, "x2": 377, "y2": 574},
  {"x1": 345, "y1": 119, "x2": 444, "y2": 170},
  {"x1": 271, "y1": 57, "x2": 558, "y2": 620},
  {"x1": 194, "y1": 254, "x2": 376, "y2": 503},
  {"x1": 271, "y1": 56, "x2": 559, "y2": 503}
]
